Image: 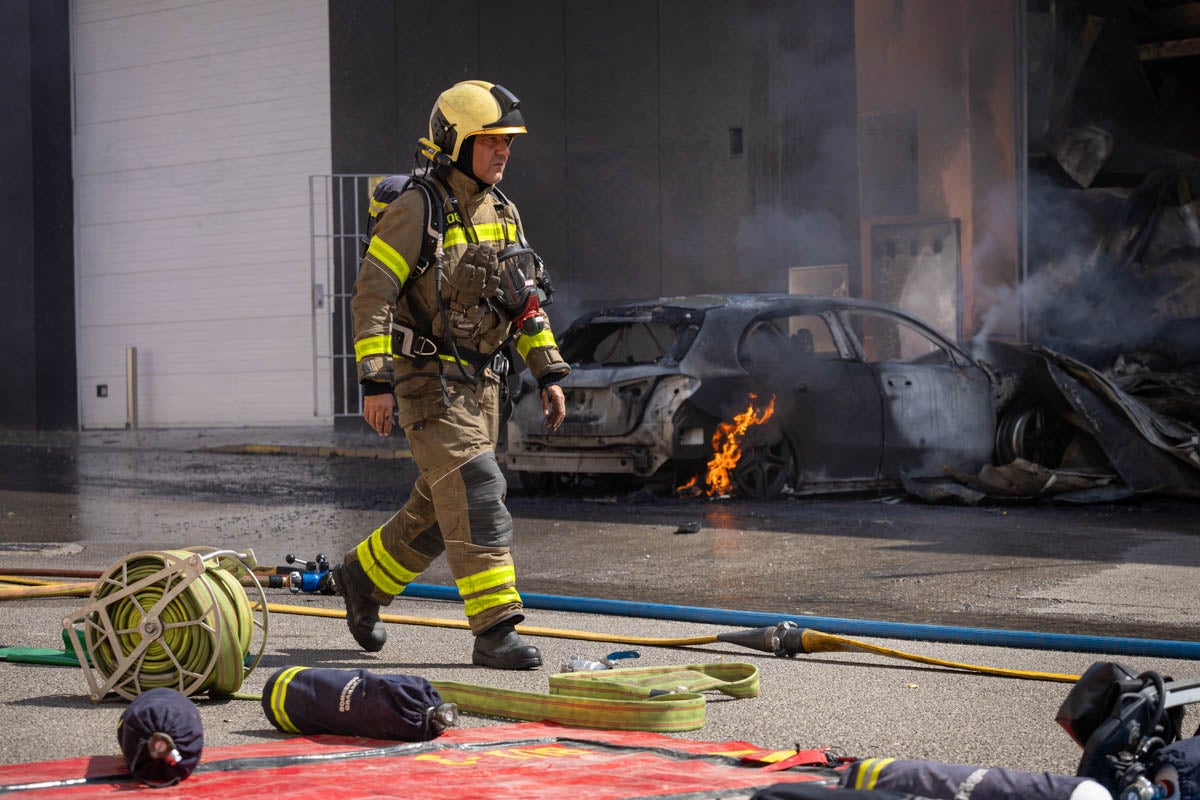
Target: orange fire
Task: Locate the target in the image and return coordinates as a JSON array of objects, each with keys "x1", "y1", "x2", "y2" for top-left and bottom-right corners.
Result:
[{"x1": 678, "y1": 394, "x2": 776, "y2": 497}]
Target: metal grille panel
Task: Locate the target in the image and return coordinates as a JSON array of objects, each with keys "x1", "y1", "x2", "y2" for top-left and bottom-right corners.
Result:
[{"x1": 310, "y1": 174, "x2": 391, "y2": 418}]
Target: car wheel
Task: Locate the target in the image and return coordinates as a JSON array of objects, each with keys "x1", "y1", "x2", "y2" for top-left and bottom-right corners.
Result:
[
  {"x1": 731, "y1": 435, "x2": 797, "y2": 499},
  {"x1": 995, "y1": 404, "x2": 1073, "y2": 467}
]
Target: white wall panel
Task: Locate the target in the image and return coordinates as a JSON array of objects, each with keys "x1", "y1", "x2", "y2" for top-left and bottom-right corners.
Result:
[{"x1": 73, "y1": 0, "x2": 331, "y2": 428}]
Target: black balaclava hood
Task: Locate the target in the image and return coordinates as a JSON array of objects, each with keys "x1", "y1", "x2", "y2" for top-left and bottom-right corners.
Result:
[{"x1": 453, "y1": 135, "x2": 490, "y2": 190}]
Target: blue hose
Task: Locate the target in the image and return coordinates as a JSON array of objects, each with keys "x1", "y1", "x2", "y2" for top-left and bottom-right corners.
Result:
[{"x1": 401, "y1": 583, "x2": 1200, "y2": 660}]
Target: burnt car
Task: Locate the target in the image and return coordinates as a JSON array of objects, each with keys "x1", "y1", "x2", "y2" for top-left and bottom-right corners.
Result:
[{"x1": 503, "y1": 293, "x2": 998, "y2": 497}]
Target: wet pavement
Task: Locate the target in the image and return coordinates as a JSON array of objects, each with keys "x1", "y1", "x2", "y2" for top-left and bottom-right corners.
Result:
[{"x1": 1, "y1": 424, "x2": 1199, "y2": 783}]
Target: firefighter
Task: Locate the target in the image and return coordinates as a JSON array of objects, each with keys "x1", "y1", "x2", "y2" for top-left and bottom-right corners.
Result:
[{"x1": 332, "y1": 81, "x2": 569, "y2": 670}]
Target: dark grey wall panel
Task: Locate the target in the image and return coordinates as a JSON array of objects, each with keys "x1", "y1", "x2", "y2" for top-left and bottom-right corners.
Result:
[
  {"x1": 659, "y1": 0, "x2": 754, "y2": 298},
  {"x1": 560, "y1": 1, "x2": 662, "y2": 317},
  {"x1": 31, "y1": 0, "x2": 76, "y2": 430},
  {"x1": 745, "y1": 0, "x2": 860, "y2": 293},
  {"x1": 329, "y1": 2, "x2": 399, "y2": 173},
  {"x1": 327, "y1": 0, "x2": 860, "y2": 329},
  {"x1": 0, "y1": 0, "x2": 74, "y2": 431},
  {"x1": 479, "y1": 0, "x2": 566, "y2": 316},
  {"x1": 0, "y1": 0, "x2": 37, "y2": 429},
  {"x1": 389, "y1": 0, "x2": 481, "y2": 162}
]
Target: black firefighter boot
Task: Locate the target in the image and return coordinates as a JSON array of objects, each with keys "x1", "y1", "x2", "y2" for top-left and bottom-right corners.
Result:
[
  {"x1": 472, "y1": 619, "x2": 542, "y2": 670},
  {"x1": 331, "y1": 561, "x2": 387, "y2": 652}
]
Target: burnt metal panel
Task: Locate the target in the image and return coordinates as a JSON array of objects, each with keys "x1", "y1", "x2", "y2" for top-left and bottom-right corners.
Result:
[
  {"x1": 752, "y1": 357, "x2": 885, "y2": 481},
  {"x1": 876, "y1": 361, "x2": 996, "y2": 478}
]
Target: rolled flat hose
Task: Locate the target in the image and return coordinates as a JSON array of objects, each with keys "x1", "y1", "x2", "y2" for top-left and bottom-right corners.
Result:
[{"x1": 63, "y1": 549, "x2": 267, "y2": 702}]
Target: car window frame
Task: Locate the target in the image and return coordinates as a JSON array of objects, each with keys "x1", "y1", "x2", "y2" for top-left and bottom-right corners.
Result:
[
  {"x1": 832, "y1": 306, "x2": 975, "y2": 368},
  {"x1": 735, "y1": 305, "x2": 863, "y2": 368}
]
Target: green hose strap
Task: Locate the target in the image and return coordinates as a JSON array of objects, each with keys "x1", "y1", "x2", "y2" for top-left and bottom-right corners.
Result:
[{"x1": 432, "y1": 662, "x2": 759, "y2": 732}]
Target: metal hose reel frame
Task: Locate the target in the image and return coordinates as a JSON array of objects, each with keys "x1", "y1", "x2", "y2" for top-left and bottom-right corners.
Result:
[{"x1": 62, "y1": 548, "x2": 268, "y2": 702}]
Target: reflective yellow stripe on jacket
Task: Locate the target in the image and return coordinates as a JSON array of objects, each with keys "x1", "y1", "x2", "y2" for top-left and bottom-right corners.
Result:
[
  {"x1": 354, "y1": 334, "x2": 391, "y2": 361},
  {"x1": 267, "y1": 666, "x2": 309, "y2": 734},
  {"x1": 366, "y1": 235, "x2": 412, "y2": 285},
  {"x1": 851, "y1": 758, "x2": 896, "y2": 791},
  {"x1": 444, "y1": 220, "x2": 508, "y2": 249},
  {"x1": 515, "y1": 328, "x2": 558, "y2": 360}
]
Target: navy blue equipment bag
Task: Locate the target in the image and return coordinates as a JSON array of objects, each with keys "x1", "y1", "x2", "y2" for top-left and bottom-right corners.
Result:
[
  {"x1": 838, "y1": 758, "x2": 1110, "y2": 800},
  {"x1": 1151, "y1": 736, "x2": 1200, "y2": 800},
  {"x1": 753, "y1": 784, "x2": 921, "y2": 799},
  {"x1": 262, "y1": 666, "x2": 454, "y2": 741},
  {"x1": 117, "y1": 687, "x2": 204, "y2": 788}
]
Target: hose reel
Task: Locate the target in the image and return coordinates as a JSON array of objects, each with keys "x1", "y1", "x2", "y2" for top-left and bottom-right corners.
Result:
[{"x1": 62, "y1": 548, "x2": 268, "y2": 702}]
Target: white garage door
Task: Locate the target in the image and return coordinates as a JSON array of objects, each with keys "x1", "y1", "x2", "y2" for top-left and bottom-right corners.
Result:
[{"x1": 72, "y1": 0, "x2": 331, "y2": 428}]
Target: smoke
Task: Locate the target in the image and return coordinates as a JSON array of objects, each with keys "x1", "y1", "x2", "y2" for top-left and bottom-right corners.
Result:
[
  {"x1": 731, "y1": 48, "x2": 861, "y2": 287},
  {"x1": 969, "y1": 168, "x2": 1197, "y2": 365},
  {"x1": 734, "y1": 204, "x2": 851, "y2": 287},
  {"x1": 971, "y1": 169, "x2": 1104, "y2": 362}
]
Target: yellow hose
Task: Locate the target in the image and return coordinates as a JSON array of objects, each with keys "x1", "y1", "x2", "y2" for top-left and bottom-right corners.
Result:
[
  {"x1": 262, "y1": 602, "x2": 1081, "y2": 683},
  {"x1": 796, "y1": 629, "x2": 1080, "y2": 683}
]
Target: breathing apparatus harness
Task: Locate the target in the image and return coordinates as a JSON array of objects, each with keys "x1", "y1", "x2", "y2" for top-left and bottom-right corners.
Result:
[
  {"x1": 1058, "y1": 661, "x2": 1200, "y2": 799},
  {"x1": 363, "y1": 141, "x2": 554, "y2": 407}
]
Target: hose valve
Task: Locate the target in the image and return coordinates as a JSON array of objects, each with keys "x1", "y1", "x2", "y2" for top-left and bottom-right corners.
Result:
[
  {"x1": 714, "y1": 620, "x2": 805, "y2": 658},
  {"x1": 147, "y1": 732, "x2": 182, "y2": 766},
  {"x1": 426, "y1": 702, "x2": 458, "y2": 735}
]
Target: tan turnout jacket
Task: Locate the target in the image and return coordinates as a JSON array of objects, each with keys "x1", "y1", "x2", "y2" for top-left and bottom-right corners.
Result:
[{"x1": 351, "y1": 167, "x2": 568, "y2": 393}]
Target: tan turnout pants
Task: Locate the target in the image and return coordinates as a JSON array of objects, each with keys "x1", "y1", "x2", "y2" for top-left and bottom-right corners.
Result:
[{"x1": 345, "y1": 373, "x2": 523, "y2": 634}]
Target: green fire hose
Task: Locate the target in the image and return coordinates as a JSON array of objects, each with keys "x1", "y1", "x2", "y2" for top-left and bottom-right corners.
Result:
[{"x1": 60, "y1": 548, "x2": 267, "y2": 702}]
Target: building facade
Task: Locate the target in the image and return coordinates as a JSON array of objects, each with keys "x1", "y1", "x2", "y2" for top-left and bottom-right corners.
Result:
[{"x1": 3, "y1": 0, "x2": 1035, "y2": 430}]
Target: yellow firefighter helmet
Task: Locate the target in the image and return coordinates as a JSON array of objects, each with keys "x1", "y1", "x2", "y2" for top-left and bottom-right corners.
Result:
[{"x1": 420, "y1": 81, "x2": 526, "y2": 165}]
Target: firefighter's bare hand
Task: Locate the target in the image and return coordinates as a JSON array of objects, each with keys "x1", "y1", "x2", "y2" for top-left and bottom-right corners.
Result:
[
  {"x1": 363, "y1": 393, "x2": 395, "y2": 437},
  {"x1": 541, "y1": 384, "x2": 566, "y2": 431}
]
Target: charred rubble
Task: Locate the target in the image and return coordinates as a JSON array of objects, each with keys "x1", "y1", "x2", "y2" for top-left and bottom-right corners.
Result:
[{"x1": 914, "y1": 1, "x2": 1200, "y2": 504}]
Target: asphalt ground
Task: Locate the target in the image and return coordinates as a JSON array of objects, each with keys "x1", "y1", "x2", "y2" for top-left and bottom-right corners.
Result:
[{"x1": 0, "y1": 426, "x2": 1198, "y2": 788}]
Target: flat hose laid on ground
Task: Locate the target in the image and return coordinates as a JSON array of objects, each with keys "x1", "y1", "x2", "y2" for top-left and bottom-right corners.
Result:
[
  {"x1": 263, "y1": 602, "x2": 1079, "y2": 683},
  {"x1": 397, "y1": 583, "x2": 1200, "y2": 661},
  {"x1": 60, "y1": 549, "x2": 268, "y2": 702}
]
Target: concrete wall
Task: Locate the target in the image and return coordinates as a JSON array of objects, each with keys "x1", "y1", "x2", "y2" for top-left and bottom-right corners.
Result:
[
  {"x1": 8, "y1": 0, "x2": 1037, "y2": 429},
  {"x1": 855, "y1": 0, "x2": 1020, "y2": 343}
]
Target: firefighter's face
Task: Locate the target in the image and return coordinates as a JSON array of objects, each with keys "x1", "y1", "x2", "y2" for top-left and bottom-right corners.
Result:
[{"x1": 472, "y1": 134, "x2": 513, "y2": 185}]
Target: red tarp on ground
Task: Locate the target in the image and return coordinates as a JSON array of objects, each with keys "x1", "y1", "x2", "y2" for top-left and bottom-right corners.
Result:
[{"x1": 0, "y1": 722, "x2": 840, "y2": 798}]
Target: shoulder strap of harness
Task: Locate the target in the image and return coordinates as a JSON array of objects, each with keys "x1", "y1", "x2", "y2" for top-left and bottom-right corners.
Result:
[
  {"x1": 359, "y1": 173, "x2": 447, "y2": 296},
  {"x1": 397, "y1": 174, "x2": 445, "y2": 283}
]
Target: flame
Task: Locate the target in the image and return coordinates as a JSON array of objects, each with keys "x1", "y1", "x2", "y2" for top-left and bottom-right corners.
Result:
[{"x1": 677, "y1": 394, "x2": 776, "y2": 497}]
